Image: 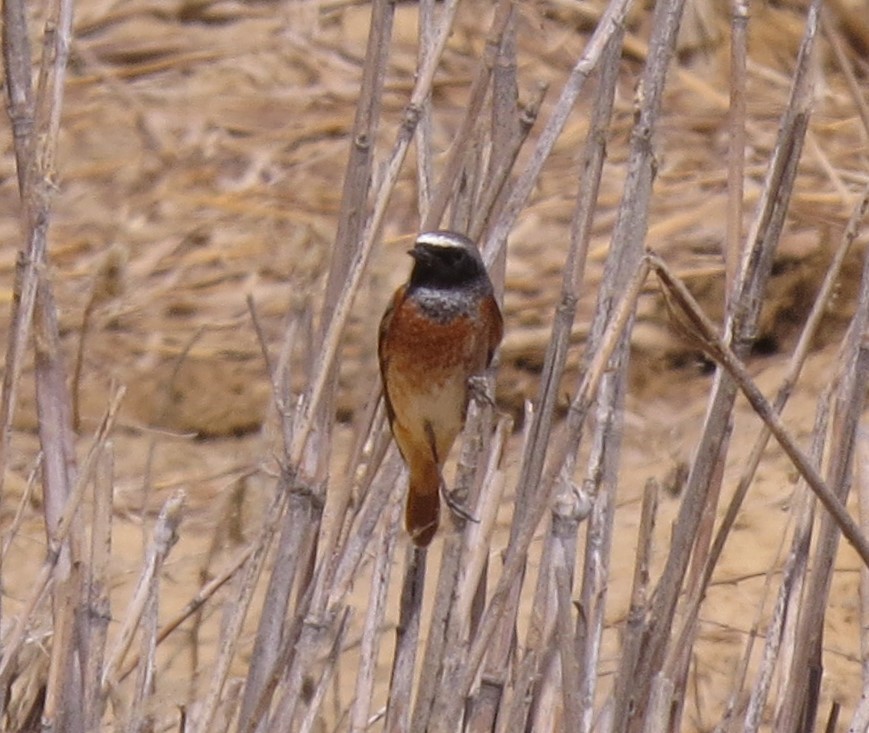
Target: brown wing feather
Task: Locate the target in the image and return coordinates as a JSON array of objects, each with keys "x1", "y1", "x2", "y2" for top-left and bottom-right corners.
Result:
[
  {"x1": 484, "y1": 295, "x2": 504, "y2": 367},
  {"x1": 377, "y1": 285, "x2": 406, "y2": 427}
]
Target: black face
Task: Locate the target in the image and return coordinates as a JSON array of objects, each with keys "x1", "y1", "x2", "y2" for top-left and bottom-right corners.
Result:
[{"x1": 407, "y1": 235, "x2": 486, "y2": 290}]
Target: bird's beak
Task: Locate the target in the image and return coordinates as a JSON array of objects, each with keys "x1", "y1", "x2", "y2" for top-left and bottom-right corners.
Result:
[{"x1": 408, "y1": 244, "x2": 430, "y2": 263}]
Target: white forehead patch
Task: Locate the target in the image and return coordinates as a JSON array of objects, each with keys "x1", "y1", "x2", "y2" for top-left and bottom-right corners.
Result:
[{"x1": 416, "y1": 231, "x2": 474, "y2": 251}]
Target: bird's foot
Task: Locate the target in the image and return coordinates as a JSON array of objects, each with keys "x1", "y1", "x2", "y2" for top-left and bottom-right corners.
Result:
[
  {"x1": 441, "y1": 483, "x2": 479, "y2": 525},
  {"x1": 467, "y1": 375, "x2": 496, "y2": 409}
]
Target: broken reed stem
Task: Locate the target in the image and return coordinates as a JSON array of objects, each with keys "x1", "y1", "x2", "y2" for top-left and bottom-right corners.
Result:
[
  {"x1": 769, "y1": 390, "x2": 830, "y2": 728},
  {"x1": 1, "y1": 4, "x2": 76, "y2": 708},
  {"x1": 237, "y1": 485, "x2": 322, "y2": 730},
  {"x1": 126, "y1": 491, "x2": 186, "y2": 733},
  {"x1": 0, "y1": 0, "x2": 73, "y2": 510},
  {"x1": 262, "y1": 456, "x2": 401, "y2": 731},
  {"x1": 470, "y1": 6, "x2": 518, "y2": 251},
  {"x1": 552, "y1": 499, "x2": 584, "y2": 728},
  {"x1": 102, "y1": 491, "x2": 186, "y2": 698},
  {"x1": 468, "y1": 80, "x2": 545, "y2": 246},
  {"x1": 326, "y1": 0, "x2": 394, "y2": 333},
  {"x1": 117, "y1": 542, "x2": 257, "y2": 684},
  {"x1": 435, "y1": 418, "x2": 510, "y2": 728}
]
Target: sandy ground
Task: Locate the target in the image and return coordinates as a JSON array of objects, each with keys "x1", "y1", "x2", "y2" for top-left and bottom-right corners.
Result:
[{"x1": 1, "y1": 0, "x2": 868, "y2": 730}]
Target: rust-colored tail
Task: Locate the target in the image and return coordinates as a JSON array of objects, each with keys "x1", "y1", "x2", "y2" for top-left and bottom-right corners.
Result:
[{"x1": 406, "y1": 458, "x2": 440, "y2": 546}]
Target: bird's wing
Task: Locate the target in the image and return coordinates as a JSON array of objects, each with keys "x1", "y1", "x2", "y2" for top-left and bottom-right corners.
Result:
[
  {"x1": 485, "y1": 295, "x2": 504, "y2": 367},
  {"x1": 377, "y1": 285, "x2": 406, "y2": 427}
]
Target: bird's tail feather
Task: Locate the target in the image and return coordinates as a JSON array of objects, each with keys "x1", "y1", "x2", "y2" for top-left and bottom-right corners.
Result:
[{"x1": 406, "y1": 460, "x2": 440, "y2": 547}]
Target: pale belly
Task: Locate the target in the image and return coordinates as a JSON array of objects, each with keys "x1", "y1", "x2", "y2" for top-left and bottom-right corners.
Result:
[{"x1": 387, "y1": 367, "x2": 468, "y2": 465}]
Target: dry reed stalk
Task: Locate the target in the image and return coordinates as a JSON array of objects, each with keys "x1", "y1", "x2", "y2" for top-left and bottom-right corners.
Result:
[
  {"x1": 769, "y1": 389, "x2": 831, "y2": 728},
  {"x1": 233, "y1": 292, "x2": 327, "y2": 732},
  {"x1": 742, "y1": 396, "x2": 830, "y2": 733},
  {"x1": 552, "y1": 499, "x2": 583, "y2": 726},
  {"x1": 445, "y1": 421, "x2": 511, "y2": 706},
  {"x1": 630, "y1": 1, "x2": 823, "y2": 723},
  {"x1": 191, "y1": 471, "x2": 298, "y2": 733},
  {"x1": 101, "y1": 489, "x2": 186, "y2": 705},
  {"x1": 0, "y1": 385, "x2": 124, "y2": 693},
  {"x1": 776, "y1": 246, "x2": 869, "y2": 731},
  {"x1": 235, "y1": 482, "x2": 322, "y2": 730},
  {"x1": 0, "y1": 456, "x2": 41, "y2": 565},
  {"x1": 454, "y1": 415, "x2": 511, "y2": 622},
  {"x1": 823, "y1": 7, "x2": 869, "y2": 140},
  {"x1": 852, "y1": 429, "x2": 869, "y2": 732},
  {"x1": 726, "y1": 0, "x2": 749, "y2": 297},
  {"x1": 419, "y1": 0, "x2": 515, "y2": 233},
  {"x1": 287, "y1": 0, "x2": 462, "y2": 468},
  {"x1": 83, "y1": 446, "x2": 114, "y2": 729},
  {"x1": 383, "y1": 546, "x2": 427, "y2": 732},
  {"x1": 610, "y1": 478, "x2": 659, "y2": 732},
  {"x1": 348, "y1": 500, "x2": 401, "y2": 733},
  {"x1": 410, "y1": 397, "x2": 496, "y2": 732},
  {"x1": 296, "y1": 609, "x2": 350, "y2": 733},
  {"x1": 474, "y1": 6, "x2": 518, "y2": 253},
  {"x1": 650, "y1": 252, "x2": 869, "y2": 568},
  {"x1": 250, "y1": 454, "x2": 400, "y2": 731},
  {"x1": 660, "y1": 181, "x2": 869, "y2": 725},
  {"x1": 1, "y1": 1, "x2": 78, "y2": 722},
  {"x1": 568, "y1": 0, "x2": 687, "y2": 727},
  {"x1": 125, "y1": 491, "x2": 186, "y2": 733},
  {"x1": 311, "y1": 0, "x2": 397, "y2": 597},
  {"x1": 437, "y1": 255, "x2": 651, "y2": 732},
  {"x1": 0, "y1": 0, "x2": 68, "y2": 514},
  {"x1": 415, "y1": 0, "x2": 436, "y2": 220},
  {"x1": 482, "y1": 0, "x2": 635, "y2": 266},
  {"x1": 116, "y1": 542, "x2": 258, "y2": 685}
]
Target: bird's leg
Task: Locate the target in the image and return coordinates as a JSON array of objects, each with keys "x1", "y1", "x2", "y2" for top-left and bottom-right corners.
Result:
[
  {"x1": 441, "y1": 479, "x2": 479, "y2": 524},
  {"x1": 424, "y1": 421, "x2": 479, "y2": 525}
]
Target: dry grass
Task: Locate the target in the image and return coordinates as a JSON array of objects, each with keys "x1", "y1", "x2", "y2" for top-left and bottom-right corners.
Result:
[{"x1": 1, "y1": 0, "x2": 869, "y2": 731}]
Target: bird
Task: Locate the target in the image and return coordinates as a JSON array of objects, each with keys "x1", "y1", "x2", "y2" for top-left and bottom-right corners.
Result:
[{"x1": 378, "y1": 230, "x2": 503, "y2": 547}]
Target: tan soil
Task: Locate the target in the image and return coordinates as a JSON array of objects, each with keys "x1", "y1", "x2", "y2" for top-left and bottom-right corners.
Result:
[{"x1": 1, "y1": 0, "x2": 868, "y2": 730}]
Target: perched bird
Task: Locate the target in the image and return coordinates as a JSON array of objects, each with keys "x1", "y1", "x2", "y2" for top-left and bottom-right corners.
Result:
[{"x1": 378, "y1": 231, "x2": 503, "y2": 546}]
